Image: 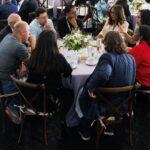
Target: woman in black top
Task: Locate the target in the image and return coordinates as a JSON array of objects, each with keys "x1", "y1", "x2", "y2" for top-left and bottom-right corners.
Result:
[{"x1": 27, "y1": 30, "x2": 73, "y2": 118}]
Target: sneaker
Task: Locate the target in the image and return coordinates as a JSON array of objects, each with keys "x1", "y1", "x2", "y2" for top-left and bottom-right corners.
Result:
[
  {"x1": 5, "y1": 106, "x2": 21, "y2": 124},
  {"x1": 78, "y1": 130, "x2": 91, "y2": 141}
]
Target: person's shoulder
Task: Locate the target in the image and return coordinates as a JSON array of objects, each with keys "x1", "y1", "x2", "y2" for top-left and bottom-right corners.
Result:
[
  {"x1": 100, "y1": 52, "x2": 115, "y2": 63},
  {"x1": 48, "y1": 18, "x2": 53, "y2": 22},
  {"x1": 57, "y1": 53, "x2": 65, "y2": 59},
  {"x1": 58, "y1": 16, "x2": 66, "y2": 22},
  {"x1": 29, "y1": 19, "x2": 38, "y2": 27},
  {"x1": 123, "y1": 20, "x2": 129, "y2": 26}
]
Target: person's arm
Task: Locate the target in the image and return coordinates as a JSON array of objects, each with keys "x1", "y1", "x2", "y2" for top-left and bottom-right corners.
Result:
[
  {"x1": 96, "y1": 18, "x2": 108, "y2": 39},
  {"x1": 130, "y1": 45, "x2": 142, "y2": 68},
  {"x1": 45, "y1": 19, "x2": 56, "y2": 32},
  {"x1": 28, "y1": 34, "x2": 36, "y2": 51},
  {"x1": 118, "y1": 23, "x2": 138, "y2": 44},
  {"x1": 16, "y1": 45, "x2": 30, "y2": 77}
]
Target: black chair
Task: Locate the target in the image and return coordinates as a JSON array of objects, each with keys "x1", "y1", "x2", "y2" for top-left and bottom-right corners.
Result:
[
  {"x1": 11, "y1": 75, "x2": 60, "y2": 145},
  {"x1": 93, "y1": 85, "x2": 138, "y2": 150}
]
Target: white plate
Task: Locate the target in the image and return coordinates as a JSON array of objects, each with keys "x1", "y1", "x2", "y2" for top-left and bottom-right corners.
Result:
[
  {"x1": 86, "y1": 60, "x2": 98, "y2": 66},
  {"x1": 71, "y1": 63, "x2": 77, "y2": 69}
]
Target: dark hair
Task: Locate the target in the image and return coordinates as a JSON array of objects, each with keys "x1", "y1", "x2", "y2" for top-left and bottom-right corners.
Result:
[
  {"x1": 145, "y1": 0, "x2": 150, "y2": 3},
  {"x1": 116, "y1": 0, "x2": 128, "y2": 6},
  {"x1": 29, "y1": 31, "x2": 60, "y2": 74},
  {"x1": 103, "y1": 31, "x2": 127, "y2": 54},
  {"x1": 108, "y1": 5, "x2": 126, "y2": 25},
  {"x1": 140, "y1": 9, "x2": 150, "y2": 26},
  {"x1": 35, "y1": 7, "x2": 47, "y2": 17},
  {"x1": 139, "y1": 25, "x2": 150, "y2": 46},
  {"x1": 64, "y1": 4, "x2": 75, "y2": 14}
]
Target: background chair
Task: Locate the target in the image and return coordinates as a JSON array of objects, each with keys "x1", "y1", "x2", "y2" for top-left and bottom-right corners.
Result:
[
  {"x1": 0, "y1": 81, "x2": 19, "y2": 133},
  {"x1": 93, "y1": 85, "x2": 137, "y2": 150},
  {"x1": 11, "y1": 75, "x2": 60, "y2": 145},
  {"x1": 0, "y1": 19, "x2": 7, "y2": 31}
]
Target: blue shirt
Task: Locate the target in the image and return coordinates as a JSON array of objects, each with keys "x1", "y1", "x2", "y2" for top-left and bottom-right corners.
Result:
[
  {"x1": 29, "y1": 18, "x2": 56, "y2": 37},
  {"x1": 0, "y1": 2, "x2": 18, "y2": 19}
]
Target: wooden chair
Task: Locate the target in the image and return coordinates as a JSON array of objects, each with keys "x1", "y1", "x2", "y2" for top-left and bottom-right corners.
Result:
[
  {"x1": 0, "y1": 81, "x2": 19, "y2": 133},
  {"x1": 93, "y1": 85, "x2": 138, "y2": 150},
  {"x1": 11, "y1": 75, "x2": 60, "y2": 145},
  {"x1": 0, "y1": 19, "x2": 7, "y2": 31}
]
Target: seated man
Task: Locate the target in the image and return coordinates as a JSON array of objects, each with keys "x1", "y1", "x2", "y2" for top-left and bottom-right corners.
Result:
[
  {"x1": 0, "y1": 13, "x2": 36, "y2": 51},
  {"x1": 0, "y1": 13, "x2": 21, "y2": 42},
  {"x1": 57, "y1": 4, "x2": 83, "y2": 38},
  {"x1": 0, "y1": 21, "x2": 29, "y2": 124},
  {"x1": 29, "y1": 7, "x2": 56, "y2": 37},
  {"x1": 0, "y1": 0, "x2": 18, "y2": 19}
]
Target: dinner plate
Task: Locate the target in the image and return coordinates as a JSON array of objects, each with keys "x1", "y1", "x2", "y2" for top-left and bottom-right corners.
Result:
[
  {"x1": 86, "y1": 59, "x2": 98, "y2": 66},
  {"x1": 71, "y1": 63, "x2": 78, "y2": 69}
]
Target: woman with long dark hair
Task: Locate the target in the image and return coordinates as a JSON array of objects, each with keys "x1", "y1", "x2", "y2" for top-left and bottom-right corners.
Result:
[
  {"x1": 27, "y1": 30, "x2": 73, "y2": 118},
  {"x1": 130, "y1": 25, "x2": 150, "y2": 88},
  {"x1": 97, "y1": 4, "x2": 129, "y2": 39}
]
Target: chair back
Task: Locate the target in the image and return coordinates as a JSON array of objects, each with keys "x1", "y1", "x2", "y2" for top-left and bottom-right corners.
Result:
[
  {"x1": 94, "y1": 85, "x2": 136, "y2": 118},
  {"x1": 0, "y1": 19, "x2": 7, "y2": 31},
  {"x1": 11, "y1": 75, "x2": 49, "y2": 115}
]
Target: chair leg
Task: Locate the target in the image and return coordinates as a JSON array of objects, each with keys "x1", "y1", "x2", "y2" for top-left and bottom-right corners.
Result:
[
  {"x1": 44, "y1": 116, "x2": 48, "y2": 145},
  {"x1": 129, "y1": 101, "x2": 133, "y2": 146},
  {"x1": 18, "y1": 114, "x2": 26, "y2": 144},
  {"x1": 96, "y1": 122, "x2": 104, "y2": 150},
  {"x1": 0, "y1": 100, "x2": 6, "y2": 134}
]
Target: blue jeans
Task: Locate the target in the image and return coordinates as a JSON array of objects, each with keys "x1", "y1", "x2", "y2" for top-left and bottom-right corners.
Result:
[{"x1": 1, "y1": 80, "x2": 19, "y2": 116}]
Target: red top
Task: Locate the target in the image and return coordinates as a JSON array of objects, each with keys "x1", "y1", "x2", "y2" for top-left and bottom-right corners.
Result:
[{"x1": 130, "y1": 41, "x2": 150, "y2": 86}]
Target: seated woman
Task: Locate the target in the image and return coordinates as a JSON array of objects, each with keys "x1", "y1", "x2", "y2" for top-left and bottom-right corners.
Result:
[
  {"x1": 57, "y1": 5, "x2": 83, "y2": 38},
  {"x1": 27, "y1": 30, "x2": 73, "y2": 119},
  {"x1": 130, "y1": 25, "x2": 150, "y2": 89},
  {"x1": 77, "y1": 31, "x2": 136, "y2": 140},
  {"x1": 120, "y1": 9, "x2": 150, "y2": 44},
  {"x1": 97, "y1": 4, "x2": 129, "y2": 39}
]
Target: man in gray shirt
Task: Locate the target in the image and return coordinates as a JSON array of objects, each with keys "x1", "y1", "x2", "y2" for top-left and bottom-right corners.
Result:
[{"x1": 0, "y1": 21, "x2": 29, "y2": 124}]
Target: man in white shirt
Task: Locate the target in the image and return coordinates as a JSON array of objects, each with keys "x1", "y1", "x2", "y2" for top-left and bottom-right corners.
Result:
[{"x1": 29, "y1": 7, "x2": 56, "y2": 37}]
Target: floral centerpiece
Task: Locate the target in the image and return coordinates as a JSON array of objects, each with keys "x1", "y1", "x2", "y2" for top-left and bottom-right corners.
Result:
[
  {"x1": 132, "y1": 0, "x2": 143, "y2": 11},
  {"x1": 63, "y1": 30, "x2": 92, "y2": 51}
]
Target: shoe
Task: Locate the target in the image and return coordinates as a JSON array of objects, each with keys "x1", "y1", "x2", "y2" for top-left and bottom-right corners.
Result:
[
  {"x1": 78, "y1": 130, "x2": 91, "y2": 141},
  {"x1": 103, "y1": 124, "x2": 114, "y2": 136},
  {"x1": 104, "y1": 131, "x2": 114, "y2": 136},
  {"x1": 5, "y1": 106, "x2": 21, "y2": 124}
]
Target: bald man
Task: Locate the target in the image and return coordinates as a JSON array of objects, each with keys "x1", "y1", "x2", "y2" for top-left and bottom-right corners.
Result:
[
  {"x1": 0, "y1": 21, "x2": 29, "y2": 124},
  {"x1": 0, "y1": 13, "x2": 21, "y2": 42},
  {"x1": 0, "y1": 13, "x2": 36, "y2": 51}
]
